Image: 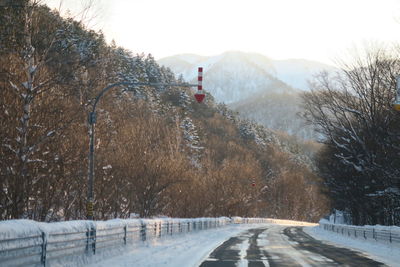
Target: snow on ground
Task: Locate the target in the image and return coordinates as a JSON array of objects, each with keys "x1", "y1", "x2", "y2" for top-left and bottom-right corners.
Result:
[
  {"x1": 88, "y1": 224, "x2": 260, "y2": 267},
  {"x1": 303, "y1": 225, "x2": 400, "y2": 267}
]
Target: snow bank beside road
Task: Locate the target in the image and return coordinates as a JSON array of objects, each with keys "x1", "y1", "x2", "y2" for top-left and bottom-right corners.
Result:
[{"x1": 304, "y1": 224, "x2": 400, "y2": 267}]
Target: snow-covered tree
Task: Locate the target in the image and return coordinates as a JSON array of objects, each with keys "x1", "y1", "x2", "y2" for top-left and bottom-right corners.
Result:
[
  {"x1": 302, "y1": 46, "x2": 400, "y2": 225},
  {"x1": 0, "y1": 1, "x2": 107, "y2": 219}
]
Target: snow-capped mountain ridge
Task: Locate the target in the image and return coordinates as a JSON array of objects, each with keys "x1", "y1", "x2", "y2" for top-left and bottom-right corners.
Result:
[
  {"x1": 159, "y1": 51, "x2": 336, "y2": 139},
  {"x1": 158, "y1": 51, "x2": 336, "y2": 104}
]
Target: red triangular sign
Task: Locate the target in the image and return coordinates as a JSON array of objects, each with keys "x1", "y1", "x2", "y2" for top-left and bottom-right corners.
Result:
[{"x1": 195, "y1": 93, "x2": 205, "y2": 103}]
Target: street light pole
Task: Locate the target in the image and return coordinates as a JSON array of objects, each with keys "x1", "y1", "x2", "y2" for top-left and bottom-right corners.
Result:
[
  {"x1": 87, "y1": 113, "x2": 96, "y2": 220},
  {"x1": 86, "y1": 74, "x2": 204, "y2": 220}
]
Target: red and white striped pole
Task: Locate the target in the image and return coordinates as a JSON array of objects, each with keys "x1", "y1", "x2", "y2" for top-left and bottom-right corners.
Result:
[
  {"x1": 194, "y1": 67, "x2": 205, "y2": 103},
  {"x1": 198, "y1": 67, "x2": 203, "y2": 90}
]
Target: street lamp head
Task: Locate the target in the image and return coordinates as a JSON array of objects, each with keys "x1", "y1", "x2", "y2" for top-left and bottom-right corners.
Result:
[{"x1": 394, "y1": 101, "x2": 400, "y2": 111}]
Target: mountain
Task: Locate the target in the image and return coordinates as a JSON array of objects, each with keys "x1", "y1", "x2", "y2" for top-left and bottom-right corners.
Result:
[
  {"x1": 158, "y1": 51, "x2": 336, "y2": 104},
  {"x1": 159, "y1": 51, "x2": 335, "y2": 139}
]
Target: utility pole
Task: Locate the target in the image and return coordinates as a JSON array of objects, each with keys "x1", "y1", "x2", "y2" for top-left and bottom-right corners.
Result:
[{"x1": 86, "y1": 68, "x2": 205, "y2": 220}]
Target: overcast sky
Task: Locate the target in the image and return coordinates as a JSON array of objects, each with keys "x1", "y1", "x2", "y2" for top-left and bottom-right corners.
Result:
[{"x1": 44, "y1": 0, "x2": 400, "y2": 65}]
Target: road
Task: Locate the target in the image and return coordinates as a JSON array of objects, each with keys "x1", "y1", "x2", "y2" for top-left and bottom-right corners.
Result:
[{"x1": 199, "y1": 225, "x2": 386, "y2": 267}]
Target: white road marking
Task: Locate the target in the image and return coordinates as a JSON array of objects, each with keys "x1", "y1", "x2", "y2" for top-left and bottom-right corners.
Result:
[{"x1": 236, "y1": 238, "x2": 250, "y2": 267}]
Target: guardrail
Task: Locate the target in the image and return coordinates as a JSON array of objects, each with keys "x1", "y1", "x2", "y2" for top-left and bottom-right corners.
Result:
[
  {"x1": 0, "y1": 217, "x2": 232, "y2": 266},
  {"x1": 319, "y1": 222, "x2": 400, "y2": 246}
]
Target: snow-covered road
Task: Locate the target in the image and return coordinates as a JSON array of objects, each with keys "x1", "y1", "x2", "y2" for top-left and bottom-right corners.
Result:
[
  {"x1": 89, "y1": 223, "x2": 398, "y2": 267},
  {"x1": 199, "y1": 225, "x2": 384, "y2": 266}
]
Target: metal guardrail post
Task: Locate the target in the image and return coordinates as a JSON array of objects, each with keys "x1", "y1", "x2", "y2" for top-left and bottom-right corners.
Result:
[
  {"x1": 86, "y1": 229, "x2": 90, "y2": 253},
  {"x1": 84, "y1": 226, "x2": 97, "y2": 254},
  {"x1": 91, "y1": 226, "x2": 96, "y2": 254},
  {"x1": 41, "y1": 231, "x2": 47, "y2": 267},
  {"x1": 141, "y1": 223, "x2": 146, "y2": 241},
  {"x1": 123, "y1": 225, "x2": 127, "y2": 245}
]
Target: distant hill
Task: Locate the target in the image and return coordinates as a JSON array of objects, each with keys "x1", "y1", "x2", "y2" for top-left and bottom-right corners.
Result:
[
  {"x1": 158, "y1": 51, "x2": 336, "y2": 103},
  {"x1": 159, "y1": 51, "x2": 335, "y2": 139}
]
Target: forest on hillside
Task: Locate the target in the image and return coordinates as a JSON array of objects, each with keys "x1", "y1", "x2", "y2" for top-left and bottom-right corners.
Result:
[
  {"x1": 229, "y1": 91, "x2": 319, "y2": 140},
  {"x1": 0, "y1": 1, "x2": 329, "y2": 222}
]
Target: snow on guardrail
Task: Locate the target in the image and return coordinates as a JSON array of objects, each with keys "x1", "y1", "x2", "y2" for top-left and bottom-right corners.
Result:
[
  {"x1": 0, "y1": 217, "x2": 232, "y2": 266},
  {"x1": 319, "y1": 219, "x2": 400, "y2": 247}
]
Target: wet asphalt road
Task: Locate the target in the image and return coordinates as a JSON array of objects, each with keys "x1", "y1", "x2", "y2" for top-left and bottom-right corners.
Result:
[{"x1": 198, "y1": 226, "x2": 386, "y2": 267}]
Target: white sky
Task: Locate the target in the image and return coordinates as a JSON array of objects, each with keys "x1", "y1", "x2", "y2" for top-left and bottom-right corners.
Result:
[{"x1": 44, "y1": 0, "x2": 400, "y2": 65}]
